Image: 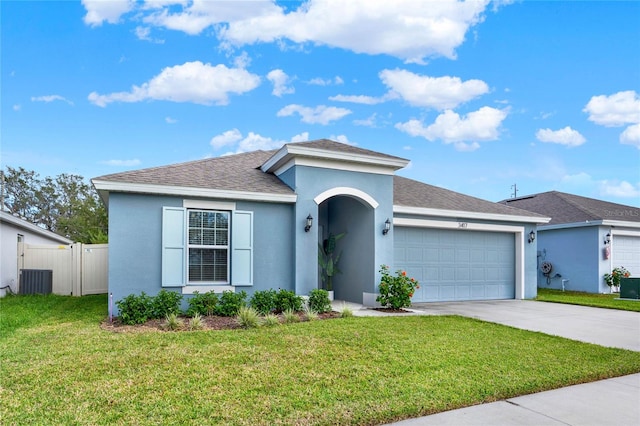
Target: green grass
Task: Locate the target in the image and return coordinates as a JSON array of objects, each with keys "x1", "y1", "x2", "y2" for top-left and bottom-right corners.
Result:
[
  {"x1": 2, "y1": 294, "x2": 640, "y2": 425},
  {"x1": 536, "y1": 288, "x2": 640, "y2": 312}
]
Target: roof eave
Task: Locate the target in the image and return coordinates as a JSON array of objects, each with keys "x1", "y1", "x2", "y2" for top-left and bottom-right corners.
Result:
[
  {"x1": 0, "y1": 211, "x2": 74, "y2": 244},
  {"x1": 92, "y1": 180, "x2": 297, "y2": 204},
  {"x1": 393, "y1": 205, "x2": 551, "y2": 224}
]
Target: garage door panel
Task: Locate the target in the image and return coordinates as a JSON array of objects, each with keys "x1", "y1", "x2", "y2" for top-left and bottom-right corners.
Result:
[
  {"x1": 613, "y1": 236, "x2": 640, "y2": 276},
  {"x1": 394, "y1": 227, "x2": 515, "y2": 302}
]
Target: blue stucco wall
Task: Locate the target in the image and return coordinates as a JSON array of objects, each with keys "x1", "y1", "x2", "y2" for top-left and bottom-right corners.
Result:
[
  {"x1": 290, "y1": 165, "x2": 395, "y2": 301},
  {"x1": 107, "y1": 193, "x2": 294, "y2": 314},
  {"x1": 537, "y1": 226, "x2": 605, "y2": 293}
]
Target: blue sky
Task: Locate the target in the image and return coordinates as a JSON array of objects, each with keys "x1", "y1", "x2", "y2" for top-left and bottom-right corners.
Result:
[{"x1": 2, "y1": 0, "x2": 639, "y2": 206}]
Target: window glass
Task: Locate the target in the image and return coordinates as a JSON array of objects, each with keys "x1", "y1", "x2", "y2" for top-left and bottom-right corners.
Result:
[{"x1": 187, "y1": 210, "x2": 229, "y2": 282}]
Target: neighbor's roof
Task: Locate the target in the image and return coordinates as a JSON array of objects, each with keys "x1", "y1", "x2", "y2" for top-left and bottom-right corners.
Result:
[
  {"x1": 0, "y1": 210, "x2": 73, "y2": 244},
  {"x1": 500, "y1": 191, "x2": 640, "y2": 225},
  {"x1": 394, "y1": 176, "x2": 549, "y2": 222}
]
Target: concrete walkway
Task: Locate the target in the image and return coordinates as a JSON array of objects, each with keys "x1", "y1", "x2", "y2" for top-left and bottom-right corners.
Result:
[{"x1": 331, "y1": 299, "x2": 640, "y2": 425}]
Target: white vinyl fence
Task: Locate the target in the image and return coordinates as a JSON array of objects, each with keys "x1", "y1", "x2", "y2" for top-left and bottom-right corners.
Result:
[{"x1": 18, "y1": 242, "x2": 108, "y2": 296}]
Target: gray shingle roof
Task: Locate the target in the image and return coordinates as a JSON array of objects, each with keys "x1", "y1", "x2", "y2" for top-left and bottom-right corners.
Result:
[
  {"x1": 394, "y1": 176, "x2": 547, "y2": 218},
  {"x1": 500, "y1": 191, "x2": 640, "y2": 225},
  {"x1": 287, "y1": 139, "x2": 409, "y2": 162},
  {"x1": 93, "y1": 149, "x2": 294, "y2": 195}
]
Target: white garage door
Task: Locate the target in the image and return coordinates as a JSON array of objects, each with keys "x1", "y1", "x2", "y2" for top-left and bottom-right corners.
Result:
[
  {"x1": 613, "y1": 235, "x2": 640, "y2": 277},
  {"x1": 394, "y1": 227, "x2": 515, "y2": 302}
]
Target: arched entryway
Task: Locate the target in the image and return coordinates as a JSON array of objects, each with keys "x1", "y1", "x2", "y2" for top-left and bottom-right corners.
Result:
[{"x1": 315, "y1": 188, "x2": 376, "y2": 303}]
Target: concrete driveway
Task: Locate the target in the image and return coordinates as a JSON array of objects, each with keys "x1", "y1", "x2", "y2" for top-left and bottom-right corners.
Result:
[{"x1": 409, "y1": 300, "x2": 640, "y2": 351}]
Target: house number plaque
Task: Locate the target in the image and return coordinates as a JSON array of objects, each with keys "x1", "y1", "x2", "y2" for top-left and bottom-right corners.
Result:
[{"x1": 458, "y1": 222, "x2": 468, "y2": 228}]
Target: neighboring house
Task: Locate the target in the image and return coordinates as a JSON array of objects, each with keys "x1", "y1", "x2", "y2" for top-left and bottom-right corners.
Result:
[
  {"x1": 0, "y1": 210, "x2": 73, "y2": 297},
  {"x1": 93, "y1": 139, "x2": 548, "y2": 312},
  {"x1": 501, "y1": 191, "x2": 640, "y2": 293}
]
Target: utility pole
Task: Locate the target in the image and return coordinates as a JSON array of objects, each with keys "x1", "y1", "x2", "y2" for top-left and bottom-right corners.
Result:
[{"x1": 511, "y1": 183, "x2": 518, "y2": 198}]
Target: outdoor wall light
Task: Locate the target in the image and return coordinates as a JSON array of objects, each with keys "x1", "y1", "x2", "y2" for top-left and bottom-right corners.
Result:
[
  {"x1": 304, "y1": 214, "x2": 313, "y2": 232},
  {"x1": 604, "y1": 232, "x2": 611, "y2": 245},
  {"x1": 528, "y1": 230, "x2": 536, "y2": 243},
  {"x1": 382, "y1": 218, "x2": 391, "y2": 235}
]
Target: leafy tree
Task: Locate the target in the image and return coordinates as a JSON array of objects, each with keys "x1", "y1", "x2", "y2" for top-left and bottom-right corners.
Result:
[{"x1": 1, "y1": 167, "x2": 108, "y2": 243}]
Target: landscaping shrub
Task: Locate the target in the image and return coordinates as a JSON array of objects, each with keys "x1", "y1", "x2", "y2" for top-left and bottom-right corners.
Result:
[
  {"x1": 215, "y1": 290, "x2": 247, "y2": 317},
  {"x1": 282, "y1": 308, "x2": 300, "y2": 323},
  {"x1": 116, "y1": 292, "x2": 153, "y2": 325},
  {"x1": 235, "y1": 306, "x2": 261, "y2": 328},
  {"x1": 188, "y1": 313, "x2": 204, "y2": 331},
  {"x1": 274, "y1": 289, "x2": 303, "y2": 313},
  {"x1": 151, "y1": 289, "x2": 183, "y2": 318},
  {"x1": 376, "y1": 264, "x2": 420, "y2": 310},
  {"x1": 186, "y1": 291, "x2": 219, "y2": 317},
  {"x1": 250, "y1": 289, "x2": 277, "y2": 314},
  {"x1": 262, "y1": 313, "x2": 280, "y2": 327},
  {"x1": 308, "y1": 289, "x2": 332, "y2": 313},
  {"x1": 164, "y1": 312, "x2": 184, "y2": 331}
]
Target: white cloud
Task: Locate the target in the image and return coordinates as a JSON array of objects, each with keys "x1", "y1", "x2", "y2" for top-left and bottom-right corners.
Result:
[
  {"x1": 212, "y1": 130, "x2": 310, "y2": 154},
  {"x1": 101, "y1": 159, "x2": 141, "y2": 167},
  {"x1": 267, "y1": 69, "x2": 295, "y2": 97},
  {"x1": 276, "y1": 104, "x2": 352, "y2": 125},
  {"x1": 88, "y1": 61, "x2": 260, "y2": 107},
  {"x1": 165, "y1": 116, "x2": 177, "y2": 124},
  {"x1": 329, "y1": 134, "x2": 354, "y2": 145},
  {"x1": 380, "y1": 69, "x2": 489, "y2": 110},
  {"x1": 144, "y1": 0, "x2": 280, "y2": 35},
  {"x1": 535, "y1": 126, "x2": 586, "y2": 147},
  {"x1": 233, "y1": 51, "x2": 252, "y2": 69},
  {"x1": 620, "y1": 123, "x2": 640, "y2": 149},
  {"x1": 210, "y1": 129, "x2": 243, "y2": 149},
  {"x1": 135, "y1": 26, "x2": 164, "y2": 43},
  {"x1": 353, "y1": 113, "x2": 378, "y2": 127},
  {"x1": 329, "y1": 94, "x2": 387, "y2": 105},
  {"x1": 290, "y1": 132, "x2": 310, "y2": 143},
  {"x1": 584, "y1": 90, "x2": 640, "y2": 127},
  {"x1": 308, "y1": 76, "x2": 344, "y2": 86},
  {"x1": 599, "y1": 180, "x2": 640, "y2": 198},
  {"x1": 218, "y1": 0, "x2": 491, "y2": 63},
  {"x1": 13, "y1": 104, "x2": 21, "y2": 111},
  {"x1": 31, "y1": 95, "x2": 74, "y2": 105},
  {"x1": 396, "y1": 106, "x2": 508, "y2": 151},
  {"x1": 82, "y1": 0, "x2": 134, "y2": 26}
]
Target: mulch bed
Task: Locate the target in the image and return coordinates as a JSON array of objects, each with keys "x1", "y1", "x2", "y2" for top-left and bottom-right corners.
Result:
[
  {"x1": 101, "y1": 311, "x2": 342, "y2": 333},
  {"x1": 372, "y1": 308, "x2": 411, "y2": 313}
]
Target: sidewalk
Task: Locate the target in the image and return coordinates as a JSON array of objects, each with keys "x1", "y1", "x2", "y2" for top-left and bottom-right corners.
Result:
[{"x1": 388, "y1": 373, "x2": 640, "y2": 426}]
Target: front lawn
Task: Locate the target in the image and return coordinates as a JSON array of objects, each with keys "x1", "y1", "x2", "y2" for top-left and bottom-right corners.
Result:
[
  {"x1": 2, "y1": 294, "x2": 640, "y2": 425},
  {"x1": 536, "y1": 288, "x2": 640, "y2": 312}
]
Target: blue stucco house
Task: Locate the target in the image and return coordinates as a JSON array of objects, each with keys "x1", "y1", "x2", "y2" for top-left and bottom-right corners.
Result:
[
  {"x1": 93, "y1": 139, "x2": 548, "y2": 312},
  {"x1": 502, "y1": 191, "x2": 640, "y2": 293}
]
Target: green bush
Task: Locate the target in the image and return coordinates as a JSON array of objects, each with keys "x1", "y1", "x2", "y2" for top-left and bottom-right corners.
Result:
[
  {"x1": 215, "y1": 290, "x2": 247, "y2": 317},
  {"x1": 116, "y1": 292, "x2": 153, "y2": 325},
  {"x1": 376, "y1": 264, "x2": 420, "y2": 310},
  {"x1": 250, "y1": 289, "x2": 277, "y2": 314},
  {"x1": 308, "y1": 289, "x2": 332, "y2": 313},
  {"x1": 187, "y1": 291, "x2": 219, "y2": 317},
  {"x1": 151, "y1": 289, "x2": 183, "y2": 318},
  {"x1": 274, "y1": 289, "x2": 303, "y2": 313}
]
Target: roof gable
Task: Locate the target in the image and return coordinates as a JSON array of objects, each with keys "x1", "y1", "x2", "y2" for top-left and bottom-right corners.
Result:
[
  {"x1": 500, "y1": 191, "x2": 640, "y2": 225},
  {"x1": 261, "y1": 139, "x2": 410, "y2": 175}
]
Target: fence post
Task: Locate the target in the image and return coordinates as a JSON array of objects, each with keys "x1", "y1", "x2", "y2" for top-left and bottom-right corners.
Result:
[{"x1": 72, "y1": 243, "x2": 82, "y2": 296}]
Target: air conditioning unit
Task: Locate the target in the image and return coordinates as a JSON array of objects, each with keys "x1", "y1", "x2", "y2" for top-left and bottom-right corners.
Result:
[{"x1": 19, "y1": 269, "x2": 53, "y2": 295}]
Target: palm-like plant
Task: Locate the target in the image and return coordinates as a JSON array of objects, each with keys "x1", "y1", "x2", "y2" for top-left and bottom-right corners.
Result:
[{"x1": 318, "y1": 232, "x2": 346, "y2": 291}]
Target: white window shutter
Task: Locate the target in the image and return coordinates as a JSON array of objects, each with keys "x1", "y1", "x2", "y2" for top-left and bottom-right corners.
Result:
[
  {"x1": 232, "y1": 210, "x2": 253, "y2": 286},
  {"x1": 162, "y1": 207, "x2": 186, "y2": 287}
]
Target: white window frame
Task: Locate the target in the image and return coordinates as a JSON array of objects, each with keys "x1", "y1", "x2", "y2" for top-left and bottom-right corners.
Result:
[{"x1": 187, "y1": 209, "x2": 230, "y2": 285}]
